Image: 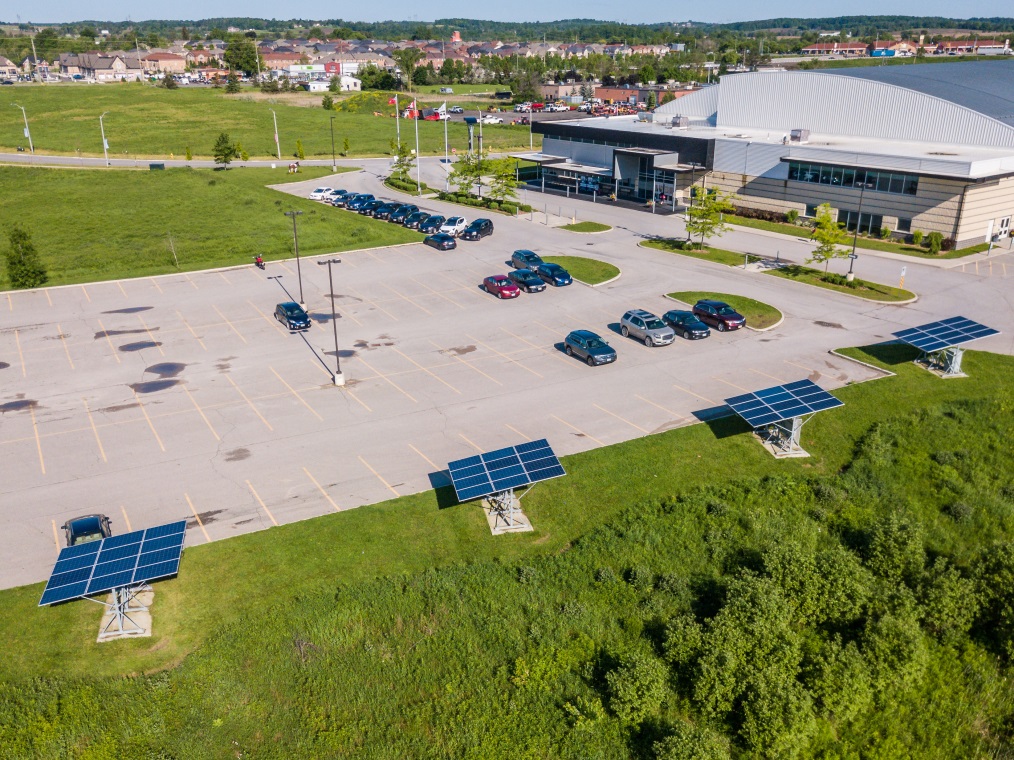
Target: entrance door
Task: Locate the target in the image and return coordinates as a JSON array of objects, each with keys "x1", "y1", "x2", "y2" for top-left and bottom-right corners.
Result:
[{"x1": 999, "y1": 216, "x2": 1011, "y2": 238}]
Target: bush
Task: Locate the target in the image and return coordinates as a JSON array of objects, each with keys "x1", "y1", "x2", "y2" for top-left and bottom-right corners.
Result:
[
  {"x1": 927, "y1": 231, "x2": 944, "y2": 254},
  {"x1": 605, "y1": 650, "x2": 669, "y2": 725},
  {"x1": 944, "y1": 500, "x2": 974, "y2": 524},
  {"x1": 785, "y1": 209, "x2": 800, "y2": 224},
  {"x1": 731, "y1": 205, "x2": 790, "y2": 224},
  {"x1": 880, "y1": 226, "x2": 891, "y2": 239},
  {"x1": 502, "y1": 203, "x2": 517, "y2": 215},
  {"x1": 488, "y1": 201, "x2": 500, "y2": 211},
  {"x1": 911, "y1": 229, "x2": 924, "y2": 246}
]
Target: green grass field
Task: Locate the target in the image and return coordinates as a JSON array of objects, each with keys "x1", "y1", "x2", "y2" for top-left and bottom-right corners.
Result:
[
  {"x1": 766, "y1": 264, "x2": 916, "y2": 302},
  {"x1": 667, "y1": 290, "x2": 782, "y2": 329},
  {"x1": 0, "y1": 84, "x2": 538, "y2": 158},
  {"x1": 561, "y1": 220, "x2": 611, "y2": 233},
  {"x1": 2, "y1": 347, "x2": 1013, "y2": 757},
  {"x1": 0, "y1": 165, "x2": 421, "y2": 288},
  {"x1": 641, "y1": 239, "x2": 763, "y2": 267},
  {"x1": 541, "y1": 255, "x2": 619, "y2": 285}
]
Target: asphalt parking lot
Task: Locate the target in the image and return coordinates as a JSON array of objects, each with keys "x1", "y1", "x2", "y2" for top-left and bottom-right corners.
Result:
[{"x1": 6, "y1": 168, "x2": 1011, "y2": 591}]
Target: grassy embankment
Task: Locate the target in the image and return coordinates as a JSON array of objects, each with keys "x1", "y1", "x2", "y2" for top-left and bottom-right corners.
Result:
[
  {"x1": 667, "y1": 290, "x2": 782, "y2": 329},
  {"x1": 640, "y1": 239, "x2": 762, "y2": 267},
  {"x1": 541, "y1": 255, "x2": 619, "y2": 285},
  {"x1": 561, "y1": 221, "x2": 611, "y2": 233}
]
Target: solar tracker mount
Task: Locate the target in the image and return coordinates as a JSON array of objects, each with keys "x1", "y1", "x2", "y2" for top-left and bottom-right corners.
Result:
[
  {"x1": 724, "y1": 379, "x2": 844, "y2": 457},
  {"x1": 893, "y1": 316, "x2": 999, "y2": 377}
]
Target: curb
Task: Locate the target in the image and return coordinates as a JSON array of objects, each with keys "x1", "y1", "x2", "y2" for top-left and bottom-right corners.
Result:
[
  {"x1": 561, "y1": 226, "x2": 613, "y2": 235},
  {"x1": 637, "y1": 240, "x2": 765, "y2": 269},
  {"x1": 662, "y1": 294, "x2": 783, "y2": 332},
  {"x1": 590, "y1": 271, "x2": 622, "y2": 288},
  {"x1": 828, "y1": 348, "x2": 897, "y2": 382},
  {"x1": 762, "y1": 269, "x2": 919, "y2": 305}
]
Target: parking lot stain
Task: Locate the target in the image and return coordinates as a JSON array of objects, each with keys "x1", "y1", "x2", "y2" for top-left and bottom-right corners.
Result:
[
  {"x1": 330, "y1": 293, "x2": 362, "y2": 303},
  {"x1": 94, "y1": 328, "x2": 151, "y2": 339},
  {"x1": 145, "y1": 362, "x2": 187, "y2": 378},
  {"x1": 0, "y1": 361, "x2": 9, "y2": 370},
  {"x1": 814, "y1": 320, "x2": 845, "y2": 329},
  {"x1": 189, "y1": 509, "x2": 224, "y2": 527},
  {"x1": 324, "y1": 348, "x2": 357, "y2": 358},
  {"x1": 119, "y1": 341, "x2": 163, "y2": 352},
  {"x1": 233, "y1": 518, "x2": 254, "y2": 526},
  {"x1": 43, "y1": 333, "x2": 70, "y2": 341},
  {"x1": 354, "y1": 338, "x2": 394, "y2": 350},
  {"x1": 224, "y1": 448, "x2": 251, "y2": 462},
  {"x1": 102, "y1": 306, "x2": 153, "y2": 314},
  {"x1": 441, "y1": 345, "x2": 476, "y2": 356},
  {"x1": 130, "y1": 379, "x2": 179, "y2": 393},
  {"x1": 0, "y1": 396, "x2": 38, "y2": 414},
  {"x1": 97, "y1": 402, "x2": 139, "y2": 413},
  {"x1": 129, "y1": 362, "x2": 188, "y2": 393},
  {"x1": 809, "y1": 371, "x2": 823, "y2": 383},
  {"x1": 309, "y1": 312, "x2": 338, "y2": 323}
]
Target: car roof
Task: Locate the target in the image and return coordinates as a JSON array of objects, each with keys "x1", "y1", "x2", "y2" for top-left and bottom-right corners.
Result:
[
  {"x1": 514, "y1": 249, "x2": 538, "y2": 256},
  {"x1": 570, "y1": 329, "x2": 602, "y2": 339},
  {"x1": 627, "y1": 309, "x2": 657, "y2": 319},
  {"x1": 511, "y1": 268, "x2": 537, "y2": 275},
  {"x1": 697, "y1": 299, "x2": 729, "y2": 307},
  {"x1": 66, "y1": 513, "x2": 106, "y2": 528},
  {"x1": 278, "y1": 301, "x2": 302, "y2": 309}
]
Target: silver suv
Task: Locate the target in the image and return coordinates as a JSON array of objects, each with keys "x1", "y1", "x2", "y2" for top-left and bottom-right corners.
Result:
[{"x1": 620, "y1": 309, "x2": 676, "y2": 347}]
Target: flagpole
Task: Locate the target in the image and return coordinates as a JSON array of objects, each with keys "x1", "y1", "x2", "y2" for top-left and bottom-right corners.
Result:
[
  {"x1": 443, "y1": 107, "x2": 449, "y2": 191},
  {"x1": 414, "y1": 102, "x2": 422, "y2": 195}
]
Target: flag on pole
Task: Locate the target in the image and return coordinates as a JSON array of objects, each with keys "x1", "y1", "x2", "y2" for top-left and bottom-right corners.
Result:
[
  {"x1": 408, "y1": 100, "x2": 416, "y2": 109},
  {"x1": 437, "y1": 102, "x2": 447, "y2": 114},
  {"x1": 387, "y1": 97, "x2": 397, "y2": 105}
]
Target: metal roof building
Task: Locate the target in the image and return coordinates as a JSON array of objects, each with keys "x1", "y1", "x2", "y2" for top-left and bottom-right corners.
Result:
[{"x1": 527, "y1": 62, "x2": 1014, "y2": 248}]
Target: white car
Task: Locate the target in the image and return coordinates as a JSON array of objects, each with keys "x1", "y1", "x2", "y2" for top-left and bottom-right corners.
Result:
[
  {"x1": 481, "y1": 116, "x2": 504, "y2": 124},
  {"x1": 439, "y1": 216, "x2": 468, "y2": 236},
  {"x1": 308, "y1": 187, "x2": 332, "y2": 200}
]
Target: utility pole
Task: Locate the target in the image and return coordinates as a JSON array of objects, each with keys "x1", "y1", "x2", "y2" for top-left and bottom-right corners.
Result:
[
  {"x1": 270, "y1": 108, "x2": 281, "y2": 160},
  {"x1": 29, "y1": 33, "x2": 39, "y2": 83},
  {"x1": 99, "y1": 111, "x2": 110, "y2": 166},
  {"x1": 414, "y1": 104, "x2": 422, "y2": 194},
  {"x1": 329, "y1": 115, "x2": 337, "y2": 172},
  {"x1": 317, "y1": 258, "x2": 344, "y2": 386},
  {"x1": 284, "y1": 210, "x2": 304, "y2": 304},
  {"x1": 12, "y1": 103, "x2": 33, "y2": 153}
]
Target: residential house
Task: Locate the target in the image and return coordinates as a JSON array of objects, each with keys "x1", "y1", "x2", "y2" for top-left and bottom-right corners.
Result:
[
  {"x1": 262, "y1": 51, "x2": 303, "y2": 69},
  {"x1": 0, "y1": 56, "x2": 19, "y2": 78},
  {"x1": 59, "y1": 52, "x2": 142, "y2": 80},
  {"x1": 19, "y1": 55, "x2": 50, "y2": 77},
  {"x1": 142, "y1": 52, "x2": 186, "y2": 74}
]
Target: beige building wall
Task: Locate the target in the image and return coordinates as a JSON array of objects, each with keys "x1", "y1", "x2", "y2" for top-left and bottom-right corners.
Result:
[{"x1": 955, "y1": 175, "x2": 1014, "y2": 246}]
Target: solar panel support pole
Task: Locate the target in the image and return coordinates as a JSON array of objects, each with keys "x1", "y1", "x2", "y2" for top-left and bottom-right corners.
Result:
[
  {"x1": 85, "y1": 584, "x2": 151, "y2": 638},
  {"x1": 763, "y1": 414, "x2": 810, "y2": 457},
  {"x1": 926, "y1": 346, "x2": 965, "y2": 377}
]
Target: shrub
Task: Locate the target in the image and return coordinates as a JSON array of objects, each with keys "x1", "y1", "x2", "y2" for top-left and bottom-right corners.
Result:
[
  {"x1": 488, "y1": 201, "x2": 500, "y2": 211},
  {"x1": 185, "y1": 146, "x2": 192, "y2": 161},
  {"x1": 502, "y1": 203, "x2": 517, "y2": 215},
  {"x1": 731, "y1": 204, "x2": 789, "y2": 224},
  {"x1": 927, "y1": 231, "x2": 944, "y2": 254},
  {"x1": 605, "y1": 650, "x2": 669, "y2": 724},
  {"x1": 785, "y1": 209, "x2": 800, "y2": 224},
  {"x1": 626, "y1": 565, "x2": 653, "y2": 590},
  {"x1": 654, "y1": 722, "x2": 730, "y2": 760},
  {"x1": 519, "y1": 203, "x2": 533, "y2": 212},
  {"x1": 865, "y1": 513, "x2": 925, "y2": 583},
  {"x1": 944, "y1": 501, "x2": 974, "y2": 524},
  {"x1": 517, "y1": 566, "x2": 536, "y2": 584},
  {"x1": 911, "y1": 229, "x2": 924, "y2": 246},
  {"x1": 595, "y1": 567, "x2": 617, "y2": 584},
  {"x1": 880, "y1": 226, "x2": 891, "y2": 239}
]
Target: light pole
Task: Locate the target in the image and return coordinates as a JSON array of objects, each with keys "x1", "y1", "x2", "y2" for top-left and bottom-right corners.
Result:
[
  {"x1": 284, "y1": 210, "x2": 304, "y2": 304},
  {"x1": 847, "y1": 179, "x2": 873, "y2": 282},
  {"x1": 329, "y1": 115, "x2": 337, "y2": 172},
  {"x1": 270, "y1": 108, "x2": 281, "y2": 160},
  {"x1": 317, "y1": 258, "x2": 344, "y2": 386},
  {"x1": 99, "y1": 111, "x2": 110, "y2": 166},
  {"x1": 413, "y1": 104, "x2": 422, "y2": 195},
  {"x1": 12, "y1": 103, "x2": 33, "y2": 153}
]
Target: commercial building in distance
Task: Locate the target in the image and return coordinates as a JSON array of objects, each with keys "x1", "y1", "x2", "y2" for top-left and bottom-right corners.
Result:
[{"x1": 526, "y1": 62, "x2": 1014, "y2": 248}]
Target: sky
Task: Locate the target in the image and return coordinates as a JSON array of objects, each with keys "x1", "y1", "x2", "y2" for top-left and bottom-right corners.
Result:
[{"x1": 8, "y1": 1, "x2": 1013, "y2": 25}]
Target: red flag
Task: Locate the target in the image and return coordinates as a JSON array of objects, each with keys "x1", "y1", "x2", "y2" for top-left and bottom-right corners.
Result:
[
  {"x1": 387, "y1": 96, "x2": 396, "y2": 105},
  {"x1": 408, "y1": 100, "x2": 416, "y2": 109}
]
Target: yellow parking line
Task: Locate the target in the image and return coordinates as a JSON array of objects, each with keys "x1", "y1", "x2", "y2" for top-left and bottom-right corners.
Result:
[
  {"x1": 120, "y1": 506, "x2": 132, "y2": 532},
  {"x1": 345, "y1": 388, "x2": 372, "y2": 412},
  {"x1": 466, "y1": 333, "x2": 543, "y2": 378},
  {"x1": 784, "y1": 359, "x2": 816, "y2": 375},
  {"x1": 382, "y1": 282, "x2": 433, "y2": 316},
  {"x1": 82, "y1": 398, "x2": 107, "y2": 462},
  {"x1": 501, "y1": 327, "x2": 572, "y2": 368},
  {"x1": 713, "y1": 377, "x2": 751, "y2": 393},
  {"x1": 277, "y1": 262, "x2": 295, "y2": 275},
  {"x1": 459, "y1": 433, "x2": 484, "y2": 452},
  {"x1": 270, "y1": 366, "x2": 324, "y2": 420},
  {"x1": 52, "y1": 520, "x2": 60, "y2": 552},
  {"x1": 413, "y1": 278, "x2": 466, "y2": 309},
  {"x1": 133, "y1": 391, "x2": 166, "y2": 451},
  {"x1": 80, "y1": 284, "x2": 91, "y2": 302},
  {"x1": 184, "y1": 274, "x2": 199, "y2": 290},
  {"x1": 150, "y1": 277, "x2": 163, "y2": 293},
  {"x1": 14, "y1": 328, "x2": 25, "y2": 377},
  {"x1": 505, "y1": 423, "x2": 530, "y2": 441},
  {"x1": 249, "y1": 300, "x2": 287, "y2": 334},
  {"x1": 6, "y1": 292, "x2": 11, "y2": 311},
  {"x1": 552, "y1": 414, "x2": 604, "y2": 446},
  {"x1": 366, "y1": 250, "x2": 388, "y2": 266},
  {"x1": 45, "y1": 289, "x2": 52, "y2": 306},
  {"x1": 117, "y1": 281, "x2": 129, "y2": 298},
  {"x1": 184, "y1": 493, "x2": 211, "y2": 542},
  {"x1": 428, "y1": 340, "x2": 502, "y2": 385},
  {"x1": 213, "y1": 304, "x2": 248, "y2": 343},
  {"x1": 95, "y1": 319, "x2": 122, "y2": 364},
  {"x1": 29, "y1": 405, "x2": 45, "y2": 474},
  {"x1": 246, "y1": 480, "x2": 279, "y2": 526},
  {"x1": 175, "y1": 310, "x2": 207, "y2": 351},
  {"x1": 348, "y1": 285, "x2": 399, "y2": 321},
  {"x1": 56, "y1": 324, "x2": 75, "y2": 369},
  {"x1": 304, "y1": 467, "x2": 341, "y2": 511},
  {"x1": 672, "y1": 382, "x2": 717, "y2": 406},
  {"x1": 358, "y1": 455, "x2": 400, "y2": 497},
  {"x1": 225, "y1": 374, "x2": 273, "y2": 430},
  {"x1": 392, "y1": 347, "x2": 460, "y2": 394},
  {"x1": 593, "y1": 403, "x2": 649, "y2": 434},
  {"x1": 635, "y1": 394, "x2": 688, "y2": 422},
  {"x1": 137, "y1": 315, "x2": 165, "y2": 356},
  {"x1": 183, "y1": 386, "x2": 220, "y2": 441},
  {"x1": 219, "y1": 271, "x2": 231, "y2": 285},
  {"x1": 749, "y1": 368, "x2": 784, "y2": 383},
  {"x1": 408, "y1": 443, "x2": 440, "y2": 470},
  {"x1": 354, "y1": 355, "x2": 418, "y2": 403}
]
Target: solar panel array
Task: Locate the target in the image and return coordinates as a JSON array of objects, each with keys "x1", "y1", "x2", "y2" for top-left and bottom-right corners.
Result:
[
  {"x1": 893, "y1": 316, "x2": 999, "y2": 353},
  {"x1": 725, "y1": 379, "x2": 843, "y2": 428},
  {"x1": 39, "y1": 520, "x2": 187, "y2": 606},
  {"x1": 448, "y1": 439, "x2": 565, "y2": 502}
]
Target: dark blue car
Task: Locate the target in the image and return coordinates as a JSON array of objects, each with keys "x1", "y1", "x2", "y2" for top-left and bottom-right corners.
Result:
[
  {"x1": 345, "y1": 193, "x2": 375, "y2": 211},
  {"x1": 564, "y1": 330, "x2": 616, "y2": 366},
  {"x1": 507, "y1": 269, "x2": 546, "y2": 293},
  {"x1": 275, "y1": 302, "x2": 311, "y2": 331},
  {"x1": 418, "y1": 215, "x2": 445, "y2": 234},
  {"x1": 536, "y1": 262, "x2": 572, "y2": 287},
  {"x1": 663, "y1": 310, "x2": 711, "y2": 340}
]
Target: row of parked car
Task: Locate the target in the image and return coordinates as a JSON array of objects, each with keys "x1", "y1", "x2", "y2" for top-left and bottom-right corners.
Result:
[{"x1": 480, "y1": 249, "x2": 576, "y2": 299}]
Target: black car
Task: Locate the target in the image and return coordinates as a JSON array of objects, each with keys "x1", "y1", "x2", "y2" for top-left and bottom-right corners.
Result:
[
  {"x1": 536, "y1": 262, "x2": 573, "y2": 287},
  {"x1": 692, "y1": 300, "x2": 746, "y2": 332},
  {"x1": 61, "y1": 514, "x2": 112, "y2": 546},
  {"x1": 345, "y1": 193, "x2": 375, "y2": 211},
  {"x1": 358, "y1": 200, "x2": 386, "y2": 217},
  {"x1": 403, "y1": 210, "x2": 430, "y2": 229},
  {"x1": 325, "y1": 189, "x2": 350, "y2": 206},
  {"x1": 389, "y1": 204, "x2": 419, "y2": 224},
  {"x1": 418, "y1": 215, "x2": 446, "y2": 234},
  {"x1": 275, "y1": 301, "x2": 311, "y2": 330},
  {"x1": 424, "y1": 233, "x2": 457, "y2": 251},
  {"x1": 372, "y1": 202, "x2": 401, "y2": 220},
  {"x1": 511, "y1": 249, "x2": 544, "y2": 270},
  {"x1": 507, "y1": 269, "x2": 546, "y2": 293},
  {"x1": 459, "y1": 218, "x2": 494, "y2": 241},
  {"x1": 663, "y1": 310, "x2": 711, "y2": 339},
  {"x1": 564, "y1": 330, "x2": 617, "y2": 366}
]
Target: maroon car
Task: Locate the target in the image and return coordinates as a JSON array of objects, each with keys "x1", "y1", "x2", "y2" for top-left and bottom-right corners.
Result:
[
  {"x1": 482, "y1": 275, "x2": 520, "y2": 299},
  {"x1": 692, "y1": 299, "x2": 746, "y2": 331}
]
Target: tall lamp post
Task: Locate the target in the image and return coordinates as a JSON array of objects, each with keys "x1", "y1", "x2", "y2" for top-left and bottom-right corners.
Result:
[
  {"x1": 284, "y1": 210, "x2": 305, "y2": 304},
  {"x1": 317, "y1": 258, "x2": 344, "y2": 386},
  {"x1": 329, "y1": 115, "x2": 337, "y2": 172},
  {"x1": 12, "y1": 103, "x2": 33, "y2": 153},
  {"x1": 847, "y1": 179, "x2": 873, "y2": 282},
  {"x1": 99, "y1": 111, "x2": 110, "y2": 167}
]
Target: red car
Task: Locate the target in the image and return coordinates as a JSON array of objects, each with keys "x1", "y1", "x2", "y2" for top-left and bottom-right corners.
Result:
[{"x1": 482, "y1": 275, "x2": 520, "y2": 299}]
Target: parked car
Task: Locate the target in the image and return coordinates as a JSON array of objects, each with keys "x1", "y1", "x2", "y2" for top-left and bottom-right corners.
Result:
[
  {"x1": 564, "y1": 330, "x2": 617, "y2": 366},
  {"x1": 424, "y1": 233, "x2": 457, "y2": 250},
  {"x1": 620, "y1": 309, "x2": 676, "y2": 347},
  {"x1": 482, "y1": 275, "x2": 520, "y2": 299},
  {"x1": 536, "y1": 262, "x2": 573, "y2": 287},
  {"x1": 439, "y1": 216, "x2": 468, "y2": 236},
  {"x1": 61, "y1": 514, "x2": 112, "y2": 547},
  {"x1": 308, "y1": 186, "x2": 333, "y2": 200},
  {"x1": 403, "y1": 210, "x2": 430, "y2": 229},
  {"x1": 372, "y1": 202, "x2": 401, "y2": 220},
  {"x1": 358, "y1": 199, "x2": 386, "y2": 217},
  {"x1": 693, "y1": 299, "x2": 746, "y2": 331},
  {"x1": 507, "y1": 269, "x2": 546, "y2": 293},
  {"x1": 418, "y1": 214, "x2": 445, "y2": 234},
  {"x1": 482, "y1": 115, "x2": 504, "y2": 124},
  {"x1": 663, "y1": 310, "x2": 711, "y2": 340},
  {"x1": 389, "y1": 204, "x2": 418, "y2": 224},
  {"x1": 275, "y1": 302, "x2": 311, "y2": 331},
  {"x1": 511, "y1": 249, "x2": 544, "y2": 270},
  {"x1": 449, "y1": 105, "x2": 464, "y2": 114},
  {"x1": 330, "y1": 191, "x2": 353, "y2": 207},
  {"x1": 345, "y1": 193, "x2": 375, "y2": 211},
  {"x1": 459, "y1": 218, "x2": 494, "y2": 240},
  {"x1": 325, "y1": 189, "x2": 349, "y2": 205}
]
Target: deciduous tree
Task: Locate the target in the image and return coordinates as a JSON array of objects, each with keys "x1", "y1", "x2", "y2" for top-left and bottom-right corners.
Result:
[
  {"x1": 806, "y1": 203, "x2": 849, "y2": 272},
  {"x1": 685, "y1": 189, "x2": 734, "y2": 246},
  {"x1": 3, "y1": 225, "x2": 48, "y2": 289}
]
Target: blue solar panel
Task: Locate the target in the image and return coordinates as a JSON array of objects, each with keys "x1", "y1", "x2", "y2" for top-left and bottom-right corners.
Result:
[
  {"x1": 39, "y1": 520, "x2": 187, "y2": 606},
  {"x1": 447, "y1": 438, "x2": 566, "y2": 502},
  {"x1": 894, "y1": 316, "x2": 999, "y2": 353},
  {"x1": 725, "y1": 379, "x2": 843, "y2": 428}
]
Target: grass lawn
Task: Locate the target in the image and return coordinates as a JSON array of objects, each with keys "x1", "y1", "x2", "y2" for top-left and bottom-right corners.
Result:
[
  {"x1": 0, "y1": 165, "x2": 421, "y2": 288},
  {"x1": 561, "y1": 221, "x2": 611, "y2": 233},
  {"x1": 640, "y1": 238, "x2": 763, "y2": 267},
  {"x1": 727, "y1": 214, "x2": 985, "y2": 259},
  {"x1": 413, "y1": 84, "x2": 499, "y2": 95},
  {"x1": 0, "y1": 84, "x2": 537, "y2": 158},
  {"x1": 667, "y1": 290, "x2": 782, "y2": 329},
  {"x1": 766, "y1": 264, "x2": 916, "y2": 303},
  {"x1": 541, "y1": 255, "x2": 620, "y2": 285}
]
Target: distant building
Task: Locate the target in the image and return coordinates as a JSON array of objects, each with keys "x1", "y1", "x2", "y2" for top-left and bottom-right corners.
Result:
[{"x1": 801, "y1": 42, "x2": 868, "y2": 57}]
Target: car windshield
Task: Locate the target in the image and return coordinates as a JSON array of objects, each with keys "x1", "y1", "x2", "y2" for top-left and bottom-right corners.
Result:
[
  {"x1": 645, "y1": 319, "x2": 666, "y2": 330},
  {"x1": 717, "y1": 306, "x2": 738, "y2": 316},
  {"x1": 313, "y1": 188, "x2": 326, "y2": 193},
  {"x1": 447, "y1": 217, "x2": 462, "y2": 224},
  {"x1": 427, "y1": 216, "x2": 444, "y2": 224},
  {"x1": 72, "y1": 516, "x2": 102, "y2": 535},
  {"x1": 544, "y1": 264, "x2": 561, "y2": 273},
  {"x1": 586, "y1": 338, "x2": 607, "y2": 349}
]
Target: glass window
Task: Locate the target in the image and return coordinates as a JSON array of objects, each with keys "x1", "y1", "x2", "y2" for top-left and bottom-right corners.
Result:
[
  {"x1": 788, "y1": 163, "x2": 800, "y2": 180},
  {"x1": 876, "y1": 173, "x2": 891, "y2": 192},
  {"x1": 842, "y1": 168, "x2": 855, "y2": 188},
  {"x1": 819, "y1": 166, "x2": 833, "y2": 184},
  {"x1": 831, "y1": 167, "x2": 844, "y2": 186},
  {"x1": 897, "y1": 218, "x2": 912, "y2": 233},
  {"x1": 805, "y1": 203, "x2": 820, "y2": 217},
  {"x1": 904, "y1": 177, "x2": 919, "y2": 195},
  {"x1": 854, "y1": 169, "x2": 867, "y2": 186},
  {"x1": 889, "y1": 174, "x2": 904, "y2": 194}
]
